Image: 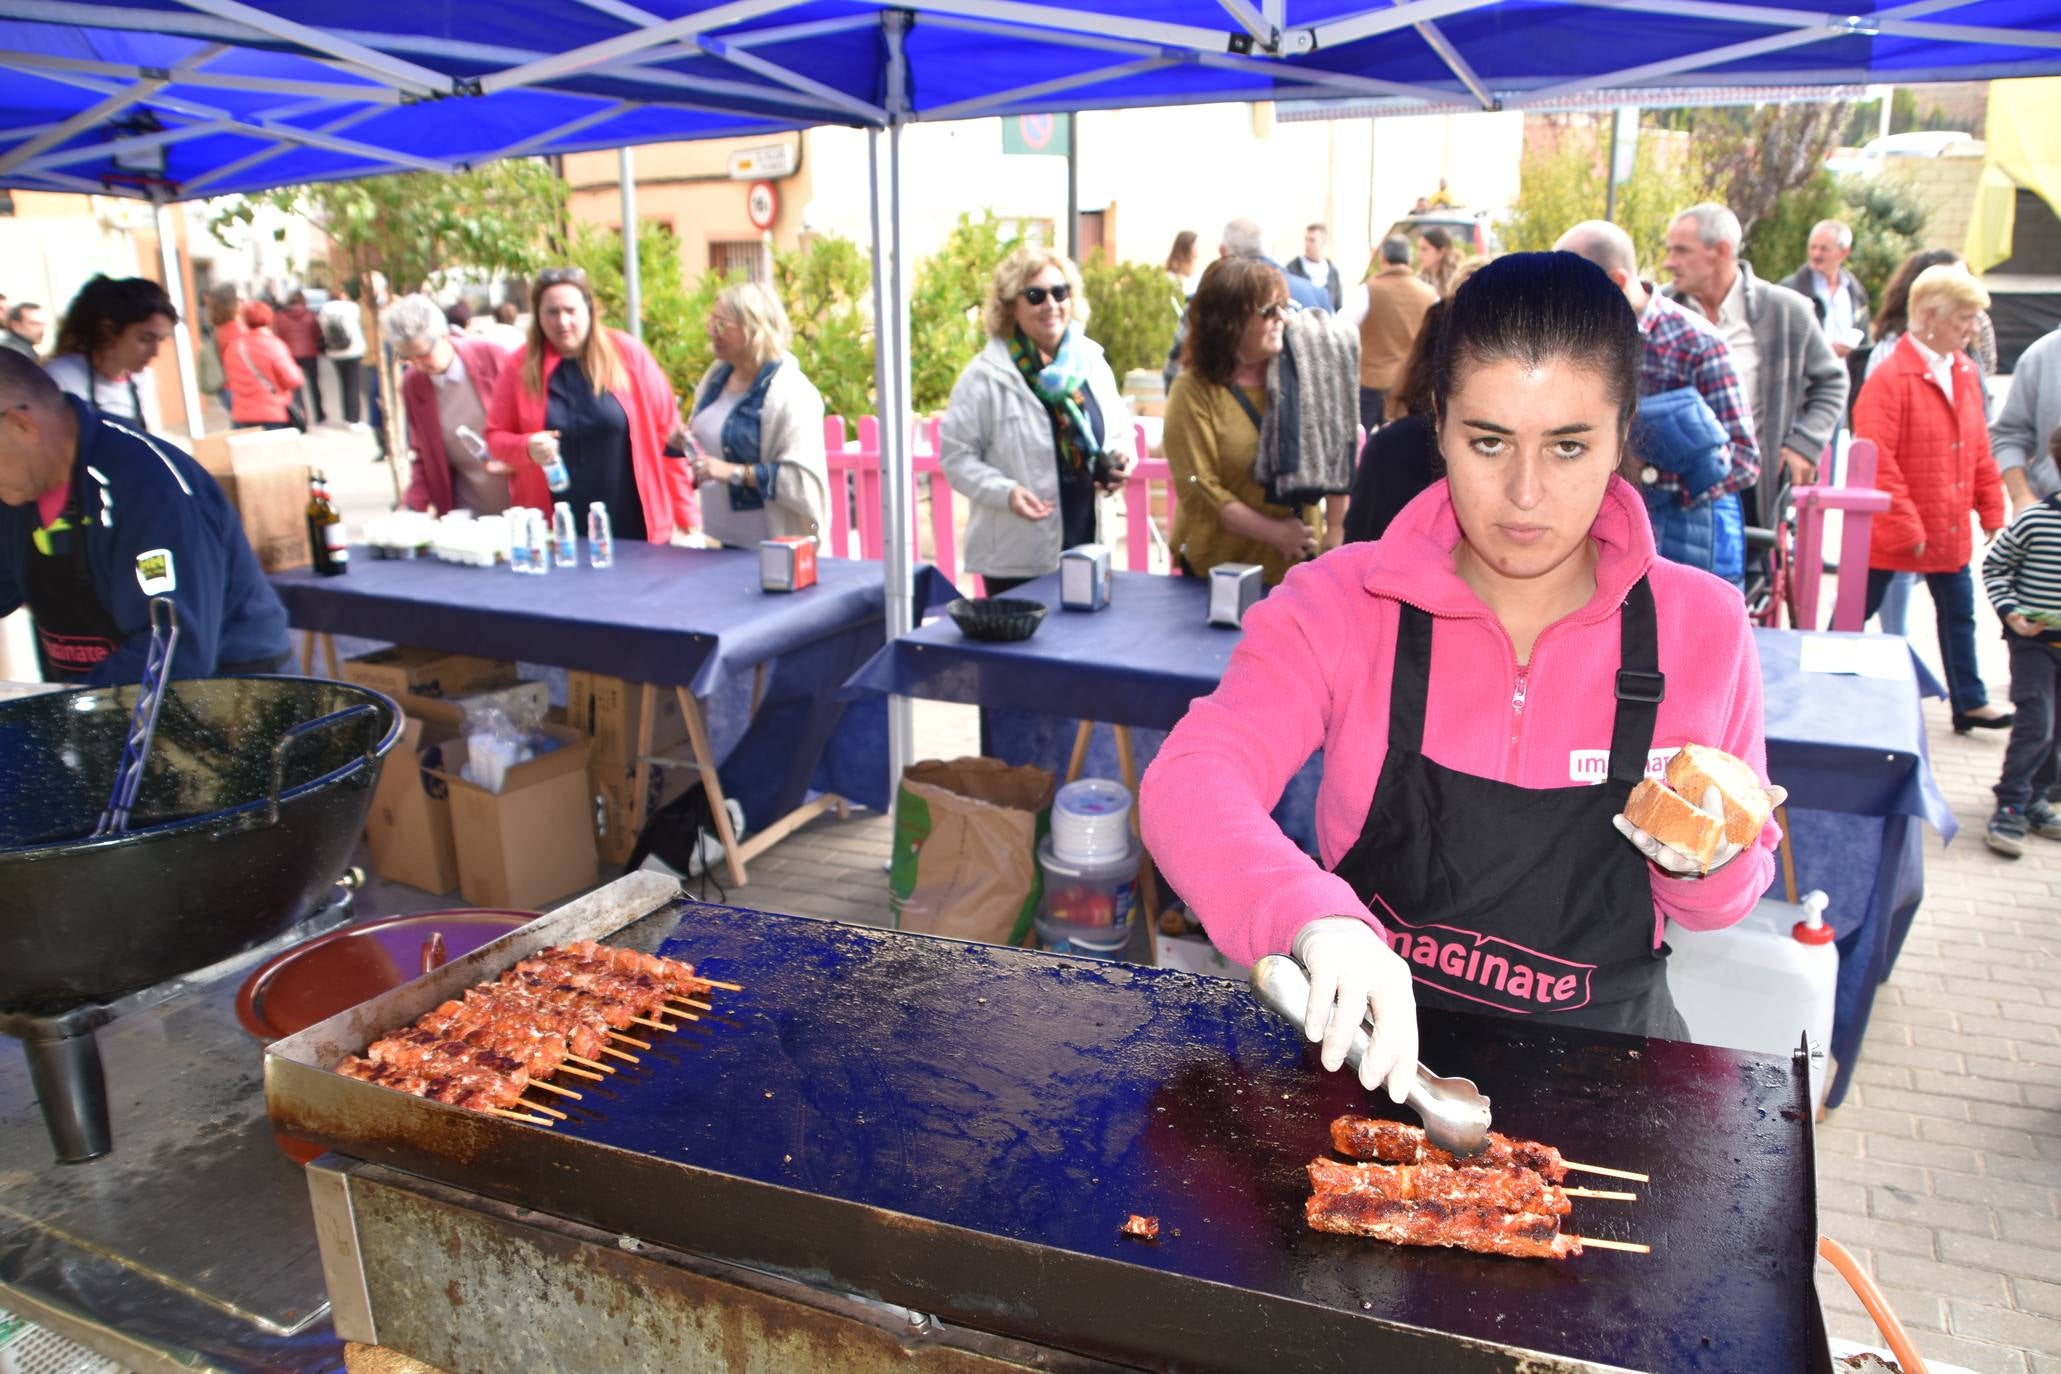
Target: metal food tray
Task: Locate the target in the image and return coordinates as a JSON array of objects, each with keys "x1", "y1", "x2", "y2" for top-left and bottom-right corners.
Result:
[{"x1": 266, "y1": 874, "x2": 1830, "y2": 1374}]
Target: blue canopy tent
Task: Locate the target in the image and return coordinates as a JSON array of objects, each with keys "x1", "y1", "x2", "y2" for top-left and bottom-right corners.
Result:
[{"x1": 3, "y1": 0, "x2": 2058, "y2": 783}]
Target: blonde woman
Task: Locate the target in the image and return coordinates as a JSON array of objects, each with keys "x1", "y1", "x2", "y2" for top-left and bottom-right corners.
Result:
[
  {"x1": 939, "y1": 246, "x2": 1136, "y2": 594},
  {"x1": 485, "y1": 267, "x2": 697, "y2": 542},
  {"x1": 686, "y1": 281, "x2": 830, "y2": 547}
]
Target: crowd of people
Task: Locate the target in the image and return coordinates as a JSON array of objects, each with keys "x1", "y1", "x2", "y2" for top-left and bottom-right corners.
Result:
[{"x1": 1, "y1": 194, "x2": 2057, "y2": 855}]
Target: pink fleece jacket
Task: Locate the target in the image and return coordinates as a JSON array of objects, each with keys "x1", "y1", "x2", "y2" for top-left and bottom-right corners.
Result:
[{"x1": 1139, "y1": 475, "x2": 1776, "y2": 969}]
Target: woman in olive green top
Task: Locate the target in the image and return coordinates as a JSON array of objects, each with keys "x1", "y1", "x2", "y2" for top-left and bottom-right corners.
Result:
[{"x1": 1164, "y1": 256, "x2": 1321, "y2": 584}]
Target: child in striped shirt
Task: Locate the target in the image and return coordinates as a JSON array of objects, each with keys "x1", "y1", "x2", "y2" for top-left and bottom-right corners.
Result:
[{"x1": 1981, "y1": 425, "x2": 2061, "y2": 857}]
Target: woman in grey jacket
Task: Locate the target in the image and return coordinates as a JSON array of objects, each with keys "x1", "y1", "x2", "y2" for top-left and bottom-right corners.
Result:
[
  {"x1": 939, "y1": 246, "x2": 1135, "y2": 593},
  {"x1": 688, "y1": 281, "x2": 831, "y2": 547}
]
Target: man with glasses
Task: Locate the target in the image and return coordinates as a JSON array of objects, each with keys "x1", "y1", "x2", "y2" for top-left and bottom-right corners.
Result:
[
  {"x1": 0, "y1": 348, "x2": 289, "y2": 683},
  {"x1": 381, "y1": 293, "x2": 511, "y2": 515}
]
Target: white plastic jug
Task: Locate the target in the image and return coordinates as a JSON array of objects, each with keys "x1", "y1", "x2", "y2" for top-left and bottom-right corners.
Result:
[{"x1": 1666, "y1": 890, "x2": 1837, "y2": 1107}]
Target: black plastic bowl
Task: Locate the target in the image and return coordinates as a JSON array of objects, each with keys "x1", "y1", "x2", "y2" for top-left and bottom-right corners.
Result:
[
  {"x1": 0, "y1": 676, "x2": 401, "y2": 1010},
  {"x1": 948, "y1": 596, "x2": 1048, "y2": 643}
]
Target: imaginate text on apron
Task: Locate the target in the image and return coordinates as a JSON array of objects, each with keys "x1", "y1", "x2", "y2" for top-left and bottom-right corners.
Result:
[
  {"x1": 1330, "y1": 577, "x2": 1686, "y2": 1038},
  {"x1": 26, "y1": 461, "x2": 122, "y2": 682}
]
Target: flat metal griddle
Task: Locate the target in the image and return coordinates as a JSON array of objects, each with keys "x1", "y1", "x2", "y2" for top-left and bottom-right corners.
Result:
[{"x1": 268, "y1": 876, "x2": 1826, "y2": 1373}]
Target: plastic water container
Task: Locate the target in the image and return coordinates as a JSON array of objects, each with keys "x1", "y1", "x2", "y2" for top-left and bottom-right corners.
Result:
[
  {"x1": 1051, "y1": 779, "x2": 1132, "y2": 864},
  {"x1": 1036, "y1": 835, "x2": 1139, "y2": 962},
  {"x1": 1666, "y1": 890, "x2": 1838, "y2": 1105}
]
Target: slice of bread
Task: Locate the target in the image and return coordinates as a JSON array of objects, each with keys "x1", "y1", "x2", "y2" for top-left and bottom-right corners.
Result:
[
  {"x1": 1665, "y1": 743, "x2": 1772, "y2": 848},
  {"x1": 1624, "y1": 778, "x2": 1724, "y2": 864}
]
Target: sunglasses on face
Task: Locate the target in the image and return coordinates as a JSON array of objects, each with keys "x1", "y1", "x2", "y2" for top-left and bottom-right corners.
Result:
[
  {"x1": 1021, "y1": 283, "x2": 1071, "y2": 306},
  {"x1": 1257, "y1": 302, "x2": 1288, "y2": 321},
  {"x1": 537, "y1": 267, "x2": 588, "y2": 287}
]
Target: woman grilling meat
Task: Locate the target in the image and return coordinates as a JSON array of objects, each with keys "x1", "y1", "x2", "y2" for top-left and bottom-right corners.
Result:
[{"x1": 1140, "y1": 253, "x2": 1785, "y2": 1101}]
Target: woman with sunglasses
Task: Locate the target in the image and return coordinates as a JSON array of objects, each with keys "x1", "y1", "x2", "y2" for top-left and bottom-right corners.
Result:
[
  {"x1": 486, "y1": 267, "x2": 697, "y2": 543},
  {"x1": 1163, "y1": 256, "x2": 1319, "y2": 584},
  {"x1": 939, "y1": 246, "x2": 1135, "y2": 595},
  {"x1": 1142, "y1": 253, "x2": 1784, "y2": 1099},
  {"x1": 686, "y1": 281, "x2": 830, "y2": 547}
]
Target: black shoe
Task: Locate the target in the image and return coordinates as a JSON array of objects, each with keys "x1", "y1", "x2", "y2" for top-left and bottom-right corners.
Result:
[
  {"x1": 2027, "y1": 797, "x2": 2061, "y2": 841},
  {"x1": 1953, "y1": 710, "x2": 2015, "y2": 734},
  {"x1": 1987, "y1": 806, "x2": 2029, "y2": 858}
]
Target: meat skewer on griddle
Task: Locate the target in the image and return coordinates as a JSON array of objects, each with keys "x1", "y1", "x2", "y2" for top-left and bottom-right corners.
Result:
[
  {"x1": 1331, "y1": 1117, "x2": 1649, "y2": 1184},
  {"x1": 1305, "y1": 1159, "x2": 1649, "y2": 1258}
]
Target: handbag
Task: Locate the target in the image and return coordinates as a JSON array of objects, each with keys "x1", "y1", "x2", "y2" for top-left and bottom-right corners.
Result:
[{"x1": 241, "y1": 335, "x2": 308, "y2": 432}]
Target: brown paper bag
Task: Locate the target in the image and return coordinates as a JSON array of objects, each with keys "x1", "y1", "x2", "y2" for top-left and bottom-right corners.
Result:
[{"x1": 888, "y1": 757, "x2": 1055, "y2": 945}]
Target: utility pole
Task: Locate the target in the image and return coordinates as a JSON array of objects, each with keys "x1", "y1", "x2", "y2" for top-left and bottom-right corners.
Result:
[{"x1": 1066, "y1": 113, "x2": 1080, "y2": 259}]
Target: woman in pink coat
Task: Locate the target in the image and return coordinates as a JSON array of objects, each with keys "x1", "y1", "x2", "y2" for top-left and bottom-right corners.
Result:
[
  {"x1": 1855, "y1": 264, "x2": 2010, "y2": 734},
  {"x1": 224, "y1": 301, "x2": 305, "y2": 429},
  {"x1": 485, "y1": 267, "x2": 697, "y2": 542},
  {"x1": 1140, "y1": 253, "x2": 1785, "y2": 1099}
]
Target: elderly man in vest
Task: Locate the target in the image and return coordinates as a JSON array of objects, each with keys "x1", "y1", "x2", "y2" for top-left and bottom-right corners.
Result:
[{"x1": 1662, "y1": 202, "x2": 1848, "y2": 530}]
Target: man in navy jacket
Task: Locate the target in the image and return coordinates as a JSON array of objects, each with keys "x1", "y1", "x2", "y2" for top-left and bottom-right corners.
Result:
[{"x1": 0, "y1": 349, "x2": 290, "y2": 684}]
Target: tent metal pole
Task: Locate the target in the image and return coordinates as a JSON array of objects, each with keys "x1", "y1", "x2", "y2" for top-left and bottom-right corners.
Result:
[
  {"x1": 869, "y1": 21, "x2": 916, "y2": 798},
  {"x1": 1066, "y1": 113, "x2": 1079, "y2": 259},
  {"x1": 153, "y1": 200, "x2": 206, "y2": 440},
  {"x1": 620, "y1": 145, "x2": 642, "y2": 342}
]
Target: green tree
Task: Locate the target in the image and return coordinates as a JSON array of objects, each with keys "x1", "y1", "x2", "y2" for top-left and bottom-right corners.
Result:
[
  {"x1": 773, "y1": 234, "x2": 875, "y2": 422},
  {"x1": 910, "y1": 211, "x2": 1014, "y2": 414},
  {"x1": 1697, "y1": 102, "x2": 1852, "y2": 241},
  {"x1": 210, "y1": 161, "x2": 567, "y2": 294},
  {"x1": 1741, "y1": 170, "x2": 1843, "y2": 283},
  {"x1": 1841, "y1": 174, "x2": 1930, "y2": 312},
  {"x1": 1079, "y1": 251, "x2": 1183, "y2": 382},
  {"x1": 1498, "y1": 128, "x2": 1714, "y2": 275}
]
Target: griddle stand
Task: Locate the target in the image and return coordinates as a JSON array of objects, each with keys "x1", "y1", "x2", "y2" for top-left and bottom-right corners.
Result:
[{"x1": 308, "y1": 1155, "x2": 1133, "y2": 1374}]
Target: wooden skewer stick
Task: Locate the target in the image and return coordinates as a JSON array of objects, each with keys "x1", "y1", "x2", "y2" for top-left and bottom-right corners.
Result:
[
  {"x1": 556, "y1": 1063, "x2": 606, "y2": 1082},
  {"x1": 528, "y1": 1080, "x2": 582, "y2": 1100},
  {"x1": 667, "y1": 997, "x2": 714, "y2": 1012},
  {"x1": 1563, "y1": 1187, "x2": 1638, "y2": 1202},
  {"x1": 694, "y1": 978, "x2": 744, "y2": 993},
  {"x1": 628, "y1": 1015, "x2": 673, "y2": 1032},
  {"x1": 520, "y1": 1100, "x2": 570, "y2": 1120},
  {"x1": 657, "y1": 1008, "x2": 700, "y2": 1022},
  {"x1": 597, "y1": 1045, "x2": 640, "y2": 1064},
  {"x1": 565, "y1": 1054, "x2": 614, "y2": 1072},
  {"x1": 1573, "y1": 1237, "x2": 1651, "y2": 1254},
  {"x1": 1562, "y1": 1160, "x2": 1650, "y2": 1183},
  {"x1": 607, "y1": 1031, "x2": 652, "y2": 1050},
  {"x1": 492, "y1": 1107, "x2": 554, "y2": 1125}
]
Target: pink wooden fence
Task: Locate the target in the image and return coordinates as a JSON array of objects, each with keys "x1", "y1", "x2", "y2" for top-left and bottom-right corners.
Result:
[{"x1": 823, "y1": 417, "x2": 1178, "y2": 591}]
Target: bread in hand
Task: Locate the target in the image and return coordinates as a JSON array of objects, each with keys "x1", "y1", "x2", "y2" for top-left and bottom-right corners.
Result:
[
  {"x1": 1665, "y1": 743, "x2": 1772, "y2": 848},
  {"x1": 1624, "y1": 778, "x2": 1724, "y2": 864}
]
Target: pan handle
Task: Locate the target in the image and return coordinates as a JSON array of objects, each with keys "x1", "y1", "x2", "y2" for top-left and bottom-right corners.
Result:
[{"x1": 264, "y1": 704, "x2": 382, "y2": 827}]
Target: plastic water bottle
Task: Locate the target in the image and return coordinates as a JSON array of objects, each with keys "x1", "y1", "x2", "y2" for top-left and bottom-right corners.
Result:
[
  {"x1": 540, "y1": 437, "x2": 571, "y2": 494},
  {"x1": 588, "y1": 502, "x2": 614, "y2": 569},
  {"x1": 526, "y1": 506, "x2": 551, "y2": 575},
  {"x1": 552, "y1": 502, "x2": 579, "y2": 567},
  {"x1": 507, "y1": 509, "x2": 532, "y2": 574}
]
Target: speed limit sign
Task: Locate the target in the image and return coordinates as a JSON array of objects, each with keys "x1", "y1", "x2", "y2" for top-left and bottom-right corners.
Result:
[{"x1": 746, "y1": 179, "x2": 778, "y2": 230}]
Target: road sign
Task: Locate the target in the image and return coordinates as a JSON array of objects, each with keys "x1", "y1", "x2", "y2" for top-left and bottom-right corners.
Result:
[
  {"x1": 746, "y1": 179, "x2": 779, "y2": 230},
  {"x1": 728, "y1": 142, "x2": 797, "y2": 180},
  {"x1": 1002, "y1": 112, "x2": 1071, "y2": 157}
]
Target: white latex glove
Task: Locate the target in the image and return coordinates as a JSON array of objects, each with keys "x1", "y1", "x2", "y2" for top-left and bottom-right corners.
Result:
[
  {"x1": 1289, "y1": 916, "x2": 1419, "y2": 1103},
  {"x1": 1612, "y1": 783, "x2": 1787, "y2": 876}
]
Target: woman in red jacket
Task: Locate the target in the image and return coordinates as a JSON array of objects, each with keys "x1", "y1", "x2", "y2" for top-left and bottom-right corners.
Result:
[
  {"x1": 485, "y1": 268, "x2": 697, "y2": 542},
  {"x1": 1855, "y1": 265, "x2": 2011, "y2": 734},
  {"x1": 224, "y1": 301, "x2": 305, "y2": 430}
]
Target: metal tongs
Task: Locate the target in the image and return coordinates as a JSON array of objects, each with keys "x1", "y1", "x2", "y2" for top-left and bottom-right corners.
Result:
[
  {"x1": 1250, "y1": 954, "x2": 1494, "y2": 1157},
  {"x1": 93, "y1": 596, "x2": 179, "y2": 837}
]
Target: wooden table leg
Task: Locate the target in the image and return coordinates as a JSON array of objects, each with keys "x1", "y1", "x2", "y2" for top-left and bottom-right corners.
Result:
[
  {"x1": 625, "y1": 680, "x2": 658, "y2": 845},
  {"x1": 1110, "y1": 724, "x2": 1164, "y2": 963},
  {"x1": 676, "y1": 685, "x2": 748, "y2": 889},
  {"x1": 300, "y1": 630, "x2": 316, "y2": 673},
  {"x1": 322, "y1": 632, "x2": 339, "y2": 678},
  {"x1": 299, "y1": 631, "x2": 339, "y2": 676}
]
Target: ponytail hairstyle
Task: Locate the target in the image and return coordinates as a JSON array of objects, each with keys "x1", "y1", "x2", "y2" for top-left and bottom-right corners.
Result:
[{"x1": 1430, "y1": 251, "x2": 1641, "y2": 435}]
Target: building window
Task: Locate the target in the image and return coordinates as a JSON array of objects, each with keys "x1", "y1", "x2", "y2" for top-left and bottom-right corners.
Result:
[{"x1": 711, "y1": 240, "x2": 768, "y2": 284}]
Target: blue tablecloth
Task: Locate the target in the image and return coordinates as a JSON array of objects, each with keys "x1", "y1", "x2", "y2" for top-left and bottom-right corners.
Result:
[
  {"x1": 274, "y1": 546, "x2": 954, "y2": 821},
  {"x1": 849, "y1": 575, "x2": 1954, "y2": 1104}
]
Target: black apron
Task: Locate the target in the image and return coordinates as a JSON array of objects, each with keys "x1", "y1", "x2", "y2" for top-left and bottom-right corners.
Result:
[
  {"x1": 25, "y1": 465, "x2": 122, "y2": 683},
  {"x1": 1331, "y1": 577, "x2": 1686, "y2": 1038}
]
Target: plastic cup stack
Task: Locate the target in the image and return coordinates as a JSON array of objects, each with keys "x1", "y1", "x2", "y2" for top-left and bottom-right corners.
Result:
[{"x1": 1050, "y1": 778, "x2": 1133, "y2": 865}]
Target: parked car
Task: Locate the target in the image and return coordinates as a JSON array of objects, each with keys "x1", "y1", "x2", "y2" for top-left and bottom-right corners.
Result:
[{"x1": 1826, "y1": 130, "x2": 1984, "y2": 176}]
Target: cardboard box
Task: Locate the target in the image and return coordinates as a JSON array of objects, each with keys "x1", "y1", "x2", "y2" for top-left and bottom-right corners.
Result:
[
  {"x1": 588, "y1": 754, "x2": 697, "y2": 864},
  {"x1": 400, "y1": 679, "x2": 550, "y2": 730},
  {"x1": 363, "y1": 715, "x2": 461, "y2": 895},
  {"x1": 191, "y1": 427, "x2": 315, "y2": 572},
  {"x1": 433, "y1": 724, "x2": 597, "y2": 909},
  {"x1": 343, "y1": 646, "x2": 516, "y2": 701},
  {"x1": 566, "y1": 672, "x2": 689, "y2": 766}
]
